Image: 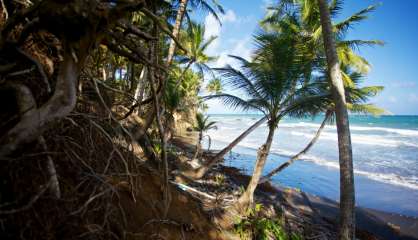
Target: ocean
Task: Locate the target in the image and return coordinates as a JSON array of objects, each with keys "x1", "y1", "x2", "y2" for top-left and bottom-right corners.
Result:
[{"x1": 205, "y1": 114, "x2": 418, "y2": 217}]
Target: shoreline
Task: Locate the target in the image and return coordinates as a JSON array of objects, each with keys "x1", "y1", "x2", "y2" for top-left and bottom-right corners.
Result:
[
  {"x1": 172, "y1": 134, "x2": 418, "y2": 240},
  {"x1": 220, "y1": 145, "x2": 418, "y2": 218}
]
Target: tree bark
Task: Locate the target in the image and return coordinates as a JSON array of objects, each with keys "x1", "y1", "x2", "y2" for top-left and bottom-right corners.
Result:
[
  {"x1": 317, "y1": 1, "x2": 355, "y2": 239},
  {"x1": 0, "y1": 50, "x2": 79, "y2": 158},
  {"x1": 182, "y1": 116, "x2": 268, "y2": 179},
  {"x1": 174, "y1": 60, "x2": 193, "y2": 89},
  {"x1": 193, "y1": 131, "x2": 203, "y2": 160},
  {"x1": 149, "y1": 17, "x2": 171, "y2": 218},
  {"x1": 237, "y1": 124, "x2": 275, "y2": 208},
  {"x1": 2, "y1": 82, "x2": 61, "y2": 198},
  {"x1": 260, "y1": 111, "x2": 332, "y2": 183},
  {"x1": 166, "y1": 0, "x2": 189, "y2": 66},
  {"x1": 132, "y1": 66, "x2": 147, "y2": 107}
]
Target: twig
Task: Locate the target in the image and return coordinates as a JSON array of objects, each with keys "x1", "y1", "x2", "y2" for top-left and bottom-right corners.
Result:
[
  {"x1": 117, "y1": 20, "x2": 156, "y2": 41},
  {"x1": 1, "y1": 0, "x2": 8, "y2": 20},
  {"x1": 6, "y1": 66, "x2": 35, "y2": 76}
]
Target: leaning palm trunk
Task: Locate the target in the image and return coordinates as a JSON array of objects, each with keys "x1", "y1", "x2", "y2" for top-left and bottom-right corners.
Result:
[
  {"x1": 237, "y1": 125, "x2": 275, "y2": 208},
  {"x1": 260, "y1": 111, "x2": 332, "y2": 183},
  {"x1": 132, "y1": 66, "x2": 147, "y2": 107},
  {"x1": 166, "y1": 0, "x2": 189, "y2": 66},
  {"x1": 193, "y1": 131, "x2": 203, "y2": 160},
  {"x1": 317, "y1": 0, "x2": 355, "y2": 239},
  {"x1": 182, "y1": 116, "x2": 267, "y2": 179},
  {"x1": 175, "y1": 60, "x2": 193, "y2": 89}
]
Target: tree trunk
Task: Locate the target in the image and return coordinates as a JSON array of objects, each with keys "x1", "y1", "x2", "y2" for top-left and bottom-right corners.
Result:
[
  {"x1": 237, "y1": 124, "x2": 275, "y2": 208},
  {"x1": 193, "y1": 131, "x2": 203, "y2": 160},
  {"x1": 166, "y1": 0, "x2": 188, "y2": 66},
  {"x1": 0, "y1": 50, "x2": 79, "y2": 157},
  {"x1": 260, "y1": 110, "x2": 332, "y2": 183},
  {"x1": 174, "y1": 60, "x2": 193, "y2": 89},
  {"x1": 317, "y1": 1, "x2": 355, "y2": 239},
  {"x1": 132, "y1": 66, "x2": 147, "y2": 107},
  {"x1": 182, "y1": 116, "x2": 268, "y2": 179},
  {"x1": 149, "y1": 17, "x2": 171, "y2": 218}
]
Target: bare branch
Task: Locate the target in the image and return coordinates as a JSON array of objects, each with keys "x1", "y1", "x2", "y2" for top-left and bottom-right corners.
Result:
[
  {"x1": 0, "y1": 50, "x2": 78, "y2": 158},
  {"x1": 117, "y1": 20, "x2": 156, "y2": 41}
]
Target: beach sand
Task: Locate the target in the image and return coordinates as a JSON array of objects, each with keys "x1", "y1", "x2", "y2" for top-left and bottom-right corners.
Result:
[{"x1": 171, "y1": 135, "x2": 418, "y2": 240}]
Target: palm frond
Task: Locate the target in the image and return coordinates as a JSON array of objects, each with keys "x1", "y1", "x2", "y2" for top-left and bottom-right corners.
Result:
[
  {"x1": 338, "y1": 39, "x2": 384, "y2": 51},
  {"x1": 347, "y1": 103, "x2": 385, "y2": 116},
  {"x1": 334, "y1": 4, "x2": 379, "y2": 35},
  {"x1": 203, "y1": 93, "x2": 263, "y2": 112}
]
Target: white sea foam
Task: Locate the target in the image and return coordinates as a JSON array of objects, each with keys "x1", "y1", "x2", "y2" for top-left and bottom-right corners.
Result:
[
  {"x1": 209, "y1": 117, "x2": 418, "y2": 191},
  {"x1": 211, "y1": 137, "x2": 418, "y2": 190},
  {"x1": 288, "y1": 130, "x2": 418, "y2": 148},
  {"x1": 268, "y1": 148, "x2": 418, "y2": 190},
  {"x1": 281, "y1": 122, "x2": 418, "y2": 137}
]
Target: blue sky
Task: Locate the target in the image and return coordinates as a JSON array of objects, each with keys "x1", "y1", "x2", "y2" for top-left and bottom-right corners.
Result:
[{"x1": 197, "y1": 0, "x2": 418, "y2": 115}]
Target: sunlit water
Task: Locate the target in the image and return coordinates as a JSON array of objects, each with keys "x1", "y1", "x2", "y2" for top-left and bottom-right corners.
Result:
[{"x1": 205, "y1": 114, "x2": 418, "y2": 217}]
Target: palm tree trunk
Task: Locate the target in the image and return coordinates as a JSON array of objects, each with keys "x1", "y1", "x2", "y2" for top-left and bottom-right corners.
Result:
[
  {"x1": 193, "y1": 131, "x2": 203, "y2": 159},
  {"x1": 174, "y1": 60, "x2": 193, "y2": 89},
  {"x1": 260, "y1": 110, "x2": 332, "y2": 184},
  {"x1": 166, "y1": 0, "x2": 189, "y2": 66},
  {"x1": 317, "y1": 1, "x2": 355, "y2": 239},
  {"x1": 183, "y1": 116, "x2": 268, "y2": 179},
  {"x1": 132, "y1": 66, "x2": 147, "y2": 106},
  {"x1": 237, "y1": 124, "x2": 275, "y2": 208}
]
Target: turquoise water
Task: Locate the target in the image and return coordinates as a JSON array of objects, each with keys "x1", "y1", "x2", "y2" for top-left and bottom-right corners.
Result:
[{"x1": 206, "y1": 115, "x2": 418, "y2": 216}]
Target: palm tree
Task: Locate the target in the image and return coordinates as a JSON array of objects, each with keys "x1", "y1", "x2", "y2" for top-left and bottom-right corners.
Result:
[
  {"x1": 193, "y1": 113, "x2": 217, "y2": 160},
  {"x1": 262, "y1": 2, "x2": 382, "y2": 238},
  {"x1": 175, "y1": 22, "x2": 218, "y2": 88},
  {"x1": 166, "y1": 0, "x2": 224, "y2": 65},
  {"x1": 317, "y1": 0, "x2": 355, "y2": 238},
  {"x1": 260, "y1": 70, "x2": 384, "y2": 183},
  {"x1": 191, "y1": 23, "x2": 329, "y2": 207},
  {"x1": 206, "y1": 78, "x2": 222, "y2": 94},
  {"x1": 182, "y1": 14, "x2": 316, "y2": 181}
]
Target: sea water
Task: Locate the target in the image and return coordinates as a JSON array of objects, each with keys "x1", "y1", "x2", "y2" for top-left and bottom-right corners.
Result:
[{"x1": 205, "y1": 114, "x2": 418, "y2": 217}]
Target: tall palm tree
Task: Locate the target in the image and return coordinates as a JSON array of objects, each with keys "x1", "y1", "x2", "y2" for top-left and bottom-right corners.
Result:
[
  {"x1": 317, "y1": 0, "x2": 355, "y2": 238},
  {"x1": 193, "y1": 113, "x2": 217, "y2": 159},
  {"x1": 176, "y1": 22, "x2": 218, "y2": 87},
  {"x1": 189, "y1": 23, "x2": 329, "y2": 207},
  {"x1": 262, "y1": 2, "x2": 382, "y2": 238},
  {"x1": 182, "y1": 14, "x2": 314, "y2": 181},
  {"x1": 166, "y1": 0, "x2": 224, "y2": 65}
]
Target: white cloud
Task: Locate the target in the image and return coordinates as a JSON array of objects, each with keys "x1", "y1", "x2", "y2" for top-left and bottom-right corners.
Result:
[
  {"x1": 204, "y1": 9, "x2": 251, "y2": 62},
  {"x1": 221, "y1": 10, "x2": 237, "y2": 23},
  {"x1": 204, "y1": 14, "x2": 221, "y2": 40},
  {"x1": 214, "y1": 37, "x2": 252, "y2": 68},
  {"x1": 204, "y1": 9, "x2": 238, "y2": 40}
]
